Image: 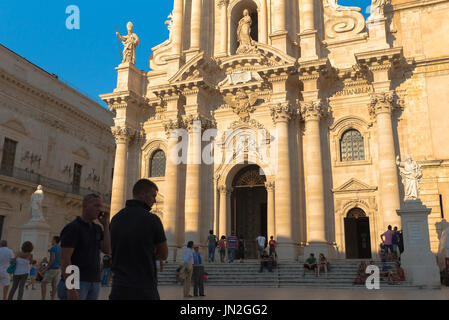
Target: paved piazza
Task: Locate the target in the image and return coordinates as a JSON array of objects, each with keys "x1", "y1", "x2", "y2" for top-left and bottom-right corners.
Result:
[{"x1": 16, "y1": 285, "x2": 449, "y2": 301}]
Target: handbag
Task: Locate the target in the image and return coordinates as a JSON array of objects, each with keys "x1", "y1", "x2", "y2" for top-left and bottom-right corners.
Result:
[{"x1": 7, "y1": 260, "x2": 16, "y2": 274}]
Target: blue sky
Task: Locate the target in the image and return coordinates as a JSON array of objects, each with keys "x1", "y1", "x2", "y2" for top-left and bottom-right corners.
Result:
[{"x1": 0, "y1": 0, "x2": 371, "y2": 107}]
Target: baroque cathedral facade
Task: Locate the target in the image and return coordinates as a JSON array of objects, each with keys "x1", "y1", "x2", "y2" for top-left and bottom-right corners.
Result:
[{"x1": 102, "y1": 0, "x2": 449, "y2": 261}]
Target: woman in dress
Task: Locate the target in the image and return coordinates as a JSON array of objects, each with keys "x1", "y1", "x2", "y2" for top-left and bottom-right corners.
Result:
[{"x1": 237, "y1": 9, "x2": 256, "y2": 54}]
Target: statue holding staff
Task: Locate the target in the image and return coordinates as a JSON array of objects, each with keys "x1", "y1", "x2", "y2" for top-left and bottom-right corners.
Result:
[{"x1": 116, "y1": 22, "x2": 140, "y2": 65}]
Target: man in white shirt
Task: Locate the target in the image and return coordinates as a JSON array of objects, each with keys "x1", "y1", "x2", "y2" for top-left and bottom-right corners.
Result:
[
  {"x1": 182, "y1": 241, "x2": 194, "y2": 298},
  {"x1": 256, "y1": 235, "x2": 266, "y2": 258},
  {"x1": 0, "y1": 240, "x2": 14, "y2": 300}
]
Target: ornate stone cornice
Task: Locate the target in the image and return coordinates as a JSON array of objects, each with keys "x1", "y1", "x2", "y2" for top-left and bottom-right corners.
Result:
[
  {"x1": 300, "y1": 100, "x2": 326, "y2": 121},
  {"x1": 355, "y1": 48, "x2": 403, "y2": 74},
  {"x1": 369, "y1": 91, "x2": 396, "y2": 118},
  {"x1": 270, "y1": 102, "x2": 294, "y2": 123}
]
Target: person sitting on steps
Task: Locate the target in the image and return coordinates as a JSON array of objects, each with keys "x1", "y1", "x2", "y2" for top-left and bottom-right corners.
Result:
[{"x1": 302, "y1": 254, "x2": 318, "y2": 277}]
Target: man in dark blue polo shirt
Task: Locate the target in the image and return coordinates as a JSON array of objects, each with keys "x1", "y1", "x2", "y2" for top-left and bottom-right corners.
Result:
[
  {"x1": 57, "y1": 194, "x2": 111, "y2": 300},
  {"x1": 109, "y1": 179, "x2": 168, "y2": 300}
]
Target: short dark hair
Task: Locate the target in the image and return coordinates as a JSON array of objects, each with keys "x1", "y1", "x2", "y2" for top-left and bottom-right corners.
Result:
[
  {"x1": 83, "y1": 194, "x2": 101, "y2": 206},
  {"x1": 310, "y1": 253, "x2": 315, "y2": 257},
  {"x1": 209, "y1": 230, "x2": 213, "y2": 235},
  {"x1": 388, "y1": 225, "x2": 392, "y2": 230},
  {"x1": 187, "y1": 241, "x2": 194, "y2": 248},
  {"x1": 53, "y1": 236, "x2": 61, "y2": 244},
  {"x1": 0, "y1": 240, "x2": 7, "y2": 247},
  {"x1": 133, "y1": 179, "x2": 159, "y2": 197},
  {"x1": 22, "y1": 241, "x2": 34, "y2": 253}
]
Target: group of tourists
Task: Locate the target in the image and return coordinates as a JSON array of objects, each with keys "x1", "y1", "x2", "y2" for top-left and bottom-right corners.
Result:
[
  {"x1": 0, "y1": 179, "x2": 167, "y2": 301},
  {"x1": 0, "y1": 236, "x2": 61, "y2": 300}
]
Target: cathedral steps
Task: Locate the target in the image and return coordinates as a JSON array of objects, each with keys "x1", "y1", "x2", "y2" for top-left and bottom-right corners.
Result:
[{"x1": 157, "y1": 261, "x2": 419, "y2": 289}]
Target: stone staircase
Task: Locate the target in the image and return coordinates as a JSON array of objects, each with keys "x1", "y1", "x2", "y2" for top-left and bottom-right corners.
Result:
[{"x1": 157, "y1": 260, "x2": 417, "y2": 289}]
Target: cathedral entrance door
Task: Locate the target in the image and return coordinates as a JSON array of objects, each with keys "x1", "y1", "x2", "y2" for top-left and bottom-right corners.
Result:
[
  {"x1": 231, "y1": 165, "x2": 267, "y2": 260},
  {"x1": 344, "y1": 208, "x2": 372, "y2": 259}
]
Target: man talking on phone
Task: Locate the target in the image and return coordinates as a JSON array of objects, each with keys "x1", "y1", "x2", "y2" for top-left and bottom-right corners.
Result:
[{"x1": 57, "y1": 194, "x2": 111, "y2": 300}]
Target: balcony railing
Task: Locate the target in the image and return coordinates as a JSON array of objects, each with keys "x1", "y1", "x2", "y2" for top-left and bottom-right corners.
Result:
[{"x1": 0, "y1": 166, "x2": 111, "y2": 204}]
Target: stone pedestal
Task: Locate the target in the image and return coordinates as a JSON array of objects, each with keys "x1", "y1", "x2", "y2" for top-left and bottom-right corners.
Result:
[
  {"x1": 397, "y1": 200, "x2": 441, "y2": 288},
  {"x1": 114, "y1": 63, "x2": 144, "y2": 93},
  {"x1": 20, "y1": 220, "x2": 51, "y2": 261}
]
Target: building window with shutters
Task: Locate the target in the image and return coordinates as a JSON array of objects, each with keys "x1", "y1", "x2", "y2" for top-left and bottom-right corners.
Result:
[
  {"x1": 149, "y1": 150, "x2": 166, "y2": 178},
  {"x1": 340, "y1": 129, "x2": 365, "y2": 162}
]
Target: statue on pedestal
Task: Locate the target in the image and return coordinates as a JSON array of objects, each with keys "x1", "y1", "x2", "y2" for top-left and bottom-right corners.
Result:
[
  {"x1": 30, "y1": 185, "x2": 45, "y2": 222},
  {"x1": 236, "y1": 9, "x2": 257, "y2": 55},
  {"x1": 396, "y1": 155, "x2": 423, "y2": 201},
  {"x1": 116, "y1": 22, "x2": 140, "y2": 65},
  {"x1": 368, "y1": 0, "x2": 391, "y2": 21}
]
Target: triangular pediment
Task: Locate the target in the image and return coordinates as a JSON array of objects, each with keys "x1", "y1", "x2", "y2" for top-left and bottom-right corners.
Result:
[
  {"x1": 333, "y1": 178, "x2": 377, "y2": 193},
  {"x1": 168, "y1": 52, "x2": 207, "y2": 83},
  {"x1": 1, "y1": 119, "x2": 27, "y2": 136},
  {"x1": 217, "y1": 43, "x2": 297, "y2": 71}
]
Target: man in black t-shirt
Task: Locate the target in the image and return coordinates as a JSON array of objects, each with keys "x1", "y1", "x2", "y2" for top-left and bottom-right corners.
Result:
[
  {"x1": 57, "y1": 194, "x2": 111, "y2": 300},
  {"x1": 109, "y1": 179, "x2": 168, "y2": 300}
]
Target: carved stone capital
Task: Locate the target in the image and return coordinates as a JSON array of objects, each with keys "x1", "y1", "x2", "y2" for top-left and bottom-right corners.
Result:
[
  {"x1": 216, "y1": 0, "x2": 229, "y2": 8},
  {"x1": 183, "y1": 114, "x2": 215, "y2": 133},
  {"x1": 270, "y1": 103, "x2": 294, "y2": 124},
  {"x1": 218, "y1": 185, "x2": 233, "y2": 195},
  {"x1": 163, "y1": 119, "x2": 185, "y2": 138},
  {"x1": 111, "y1": 126, "x2": 134, "y2": 144},
  {"x1": 369, "y1": 91, "x2": 395, "y2": 118},
  {"x1": 300, "y1": 100, "x2": 325, "y2": 121},
  {"x1": 265, "y1": 181, "x2": 275, "y2": 192}
]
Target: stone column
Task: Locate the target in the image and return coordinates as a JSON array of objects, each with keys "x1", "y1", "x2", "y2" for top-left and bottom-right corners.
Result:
[
  {"x1": 265, "y1": 180, "x2": 276, "y2": 239},
  {"x1": 301, "y1": 101, "x2": 329, "y2": 255},
  {"x1": 164, "y1": 121, "x2": 183, "y2": 261},
  {"x1": 191, "y1": 0, "x2": 202, "y2": 50},
  {"x1": 218, "y1": 186, "x2": 232, "y2": 238},
  {"x1": 218, "y1": 0, "x2": 228, "y2": 55},
  {"x1": 259, "y1": 0, "x2": 268, "y2": 44},
  {"x1": 184, "y1": 117, "x2": 203, "y2": 245},
  {"x1": 298, "y1": 0, "x2": 320, "y2": 60},
  {"x1": 302, "y1": 0, "x2": 315, "y2": 32},
  {"x1": 110, "y1": 126, "x2": 132, "y2": 217},
  {"x1": 270, "y1": 103, "x2": 295, "y2": 259},
  {"x1": 172, "y1": 0, "x2": 184, "y2": 55},
  {"x1": 273, "y1": 0, "x2": 286, "y2": 32},
  {"x1": 370, "y1": 92, "x2": 402, "y2": 228}
]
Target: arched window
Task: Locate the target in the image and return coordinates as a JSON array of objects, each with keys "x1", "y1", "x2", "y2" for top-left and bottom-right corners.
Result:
[
  {"x1": 149, "y1": 150, "x2": 166, "y2": 178},
  {"x1": 340, "y1": 129, "x2": 365, "y2": 162}
]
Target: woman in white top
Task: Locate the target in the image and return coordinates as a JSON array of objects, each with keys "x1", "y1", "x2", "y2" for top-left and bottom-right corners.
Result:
[{"x1": 8, "y1": 241, "x2": 34, "y2": 300}]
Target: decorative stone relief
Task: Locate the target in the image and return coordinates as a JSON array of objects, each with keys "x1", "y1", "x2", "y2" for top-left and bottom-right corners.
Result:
[
  {"x1": 368, "y1": 0, "x2": 391, "y2": 21},
  {"x1": 223, "y1": 89, "x2": 259, "y2": 122},
  {"x1": 323, "y1": 0, "x2": 366, "y2": 40}
]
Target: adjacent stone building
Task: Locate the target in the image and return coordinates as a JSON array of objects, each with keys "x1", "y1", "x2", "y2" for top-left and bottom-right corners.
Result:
[
  {"x1": 0, "y1": 45, "x2": 115, "y2": 253},
  {"x1": 103, "y1": 0, "x2": 449, "y2": 261}
]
